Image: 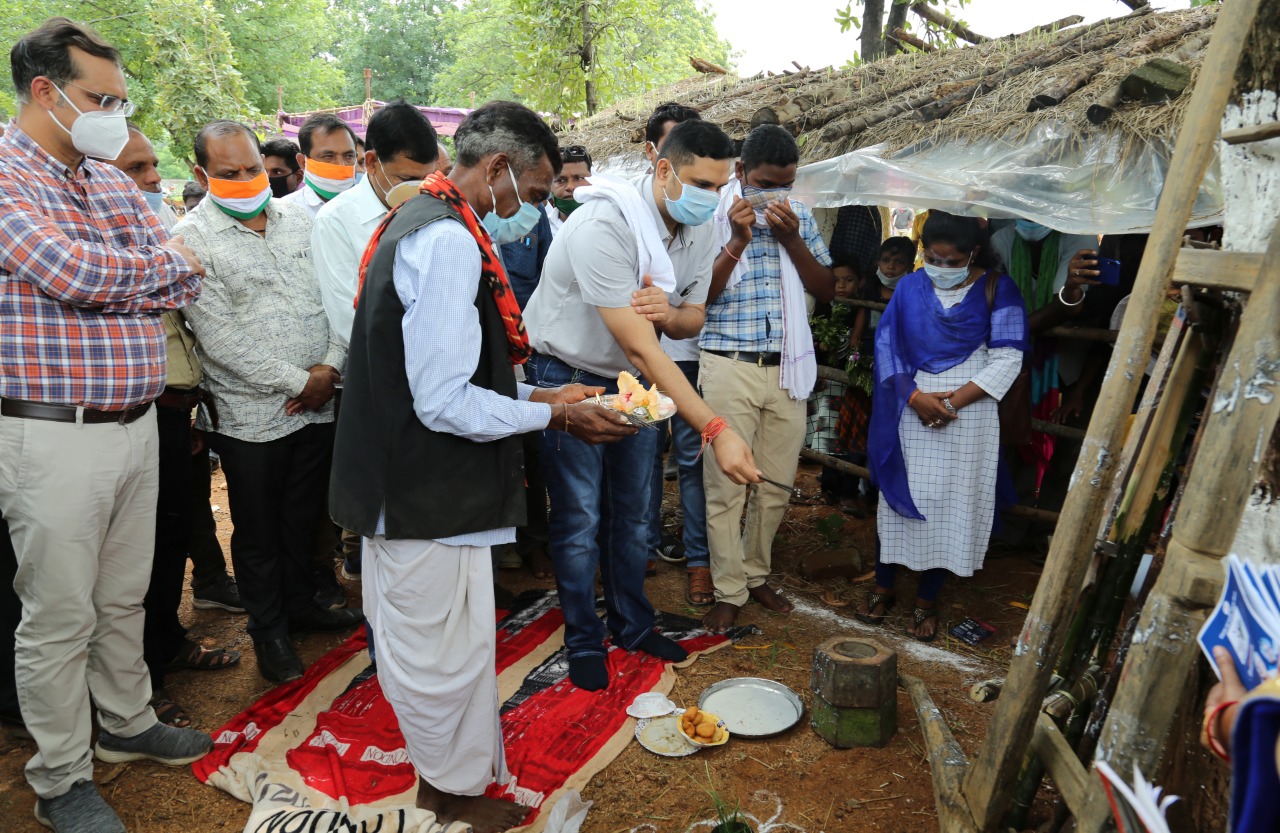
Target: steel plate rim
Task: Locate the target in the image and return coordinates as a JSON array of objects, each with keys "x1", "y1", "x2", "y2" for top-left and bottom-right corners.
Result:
[{"x1": 697, "y1": 677, "x2": 804, "y2": 738}]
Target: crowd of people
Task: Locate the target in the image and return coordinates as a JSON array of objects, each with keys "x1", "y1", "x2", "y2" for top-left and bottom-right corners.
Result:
[{"x1": 0, "y1": 14, "x2": 1193, "y2": 833}]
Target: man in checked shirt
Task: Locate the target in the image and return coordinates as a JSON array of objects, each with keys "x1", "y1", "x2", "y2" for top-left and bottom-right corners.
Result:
[{"x1": 0, "y1": 18, "x2": 213, "y2": 833}]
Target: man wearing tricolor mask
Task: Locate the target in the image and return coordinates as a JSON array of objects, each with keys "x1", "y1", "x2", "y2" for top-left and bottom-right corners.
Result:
[
  {"x1": 281, "y1": 112, "x2": 359, "y2": 219},
  {"x1": 176, "y1": 120, "x2": 363, "y2": 686}
]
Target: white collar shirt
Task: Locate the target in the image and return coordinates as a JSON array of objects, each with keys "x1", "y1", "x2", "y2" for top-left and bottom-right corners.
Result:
[{"x1": 312, "y1": 176, "x2": 388, "y2": 347}]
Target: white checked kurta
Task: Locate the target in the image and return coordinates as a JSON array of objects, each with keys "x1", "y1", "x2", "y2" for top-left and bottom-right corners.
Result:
[{"x1": 876, "y1": 281, "x2": 1022, "y2": 577}]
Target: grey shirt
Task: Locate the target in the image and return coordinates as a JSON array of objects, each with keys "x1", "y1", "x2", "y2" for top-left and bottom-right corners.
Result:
[
  {"x1": 176, "y1": 199, "x2": 345, "y2": 442},
  {"x1": 524, "y1": 174, "x2": 714, "y2": 377}
]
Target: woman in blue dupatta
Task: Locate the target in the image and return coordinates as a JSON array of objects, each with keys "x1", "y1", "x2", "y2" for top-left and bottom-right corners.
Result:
[
  {"x1": 1202, "y1": 645, "x2": 1280, "y2": 832},
  {"x1": 855, "y1": 213, "x2": 1028, "y2": 641}
]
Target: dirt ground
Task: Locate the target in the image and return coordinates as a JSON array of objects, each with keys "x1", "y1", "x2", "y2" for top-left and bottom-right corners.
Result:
[{"x1": 0, "y1": 461, "x2": 1054, "y2": 833}]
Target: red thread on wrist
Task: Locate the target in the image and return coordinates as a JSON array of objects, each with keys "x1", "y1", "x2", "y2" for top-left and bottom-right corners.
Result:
[
  {"x1": 697, "y1": 416, "x2": 729, "y2": 459},
  {"x1": 908, "y1": 389, "x2": 920, "y2": 406},
  {"x1": 722, "y1": 246, "x2": 742, "y2": 263}
]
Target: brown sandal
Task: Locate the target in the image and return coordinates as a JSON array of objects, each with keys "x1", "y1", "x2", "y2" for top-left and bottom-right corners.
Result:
[
  {"x1": 686, "y1": 567, "x2": 714, "y2": 606},
  {"x1": 150, "y1": 691, "x2": 192, "y2": 728}
]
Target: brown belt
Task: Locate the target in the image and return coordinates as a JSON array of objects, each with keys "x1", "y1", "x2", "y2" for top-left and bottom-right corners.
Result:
[
  {"x1": 155, "y1": 387, "x2": 203, "y2": 412},
  {"x1": 0, "y1": 398, "x2": 152, "y2": 425}
]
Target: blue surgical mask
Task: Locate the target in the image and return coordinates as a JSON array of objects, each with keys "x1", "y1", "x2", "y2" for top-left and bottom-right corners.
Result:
[
  {"x1": 483, "y1": 166, "x2": 542, "y2": 245},
  {"x1": 923, "y1": 254, "x2": 974, "y2": 289},
  {"x1": 354, "y1": 171, "x2": 365, "y2": 184},
  {"x1": 142, "y1": 189, "x2": 167, "y2": 214},
  {"x1": 1014, "y1": 220, "x2": 1053, "y2": 242},
  {"x1": 662, "y1": 167, "x2": 719, "y2": 226}
]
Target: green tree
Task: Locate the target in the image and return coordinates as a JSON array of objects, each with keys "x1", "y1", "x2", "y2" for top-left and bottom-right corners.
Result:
[
  {"x1": 435, "y1": 0, "x2": 732, "y2": 119},
  {"x1": 337, "y1": 0, "x2": 453, "y2": 105},
  {"x1": 216, "y1": 0, "x2": 343, "y2": 116},
  {"x1": 836, "y1": 0, "x2": 973, "y2": 63}
]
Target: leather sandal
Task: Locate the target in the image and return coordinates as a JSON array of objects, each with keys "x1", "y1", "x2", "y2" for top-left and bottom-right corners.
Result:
[
  {"x1": 166, "y1": 638, "x2": 240, "y2": 671},
  {"x1": 685, "y1": 567, "x2": 714, "y2": 606},
  {"x1": 854, "y1": 590, "x2": 896, "y2": 625},
  {"x1": 149, "y1": 691, "x2": 192, "y2": 728},
  {"x1": 911, "y1": 605, "x2": 940, "y2": 642}
]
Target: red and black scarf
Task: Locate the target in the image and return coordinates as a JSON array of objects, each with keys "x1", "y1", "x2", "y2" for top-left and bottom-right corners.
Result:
[{"x1": 356, "y1": 171, "x2": 532, "y2": 365}]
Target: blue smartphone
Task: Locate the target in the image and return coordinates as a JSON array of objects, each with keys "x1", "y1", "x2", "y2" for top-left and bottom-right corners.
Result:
[{"x1": 1096, "y1": 257, "x2": 1121, "y2": 286}]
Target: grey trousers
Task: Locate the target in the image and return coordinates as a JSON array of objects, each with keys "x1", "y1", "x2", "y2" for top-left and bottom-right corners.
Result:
[{"x1": 0, "y1": 407, "x2": 159, "y2": 798}]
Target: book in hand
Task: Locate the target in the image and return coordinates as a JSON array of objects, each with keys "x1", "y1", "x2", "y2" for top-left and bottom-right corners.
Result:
[
  {"x1": 949, "y1": 617, "x2": 996, "y2": 646},
  {"x1": 1096, "y1": 760, "x2": 1176, "y2": 833},
  {"x1": 1197, "y1": 553, "x2": 1280, "y2": 690}
]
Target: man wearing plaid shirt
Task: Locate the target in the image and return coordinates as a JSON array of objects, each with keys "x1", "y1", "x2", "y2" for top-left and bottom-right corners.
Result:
[
  {"x1": 0, "y1": 18, "x2": 212, "y2": 833},
  {"x1": 699, "y1": 125, "x2": 835, "y2": 633}
]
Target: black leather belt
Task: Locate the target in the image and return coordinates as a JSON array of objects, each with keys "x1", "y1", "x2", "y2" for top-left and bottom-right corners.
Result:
[
  {"x1": 155, "y1": 386, "x2": 203, "y2": 412},
  {"x1": 704, "y1": 349, "x2": 782, "y2": 367},
  {"x1": 0, "y1": 398, "x2": 152, "y2": 425}
]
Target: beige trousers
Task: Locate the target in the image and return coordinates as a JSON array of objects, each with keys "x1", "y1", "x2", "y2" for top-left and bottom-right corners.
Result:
[
  {"x1": 699, "y1": 352, "x2": 807, "y2": 607},
  {"x1": 363, "y1": 536, "x2": 507, "y2": 795},
  {"x1": 0, "y1": 407, "x2": 160, "y2": 798}
]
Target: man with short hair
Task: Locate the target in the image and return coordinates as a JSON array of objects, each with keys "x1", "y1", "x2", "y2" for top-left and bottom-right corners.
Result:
[
  {"x1": 281, "y1": 113, "x2": 359, "y2": 219},
  {"x1": 0, "y1": 18, "x2": 212, "y2": 831},
  {"x1": 314, "y1": 100, "x2": 439, "y2": 349},
  {"x1": 644, "y1": 101, "x2": 701, "y2": 169},
  {"x1": 435, "y1": 141, "x2": 453, "y2": 175},
  {"x1": 107, "y1": 126, "x2": 241, "y2": 728},
  {"x1": 181, "y1": 180, "x2": 205, "y2": 213},
  {"x1": 331, "y1": 100, "x2": 636, "y2": 833},
  {"x1": 700, "y1": 124, "x2": 836, "y2": 632},
  {"x1": 546, "y1": 144, "x2": 591, "y2": 235},
  {"x1": 524, "y1": 119, "x2": 760, "y2": 692},
  {"x1": 177, "y1": 120, "x2": 363, "y2": 685},
  {"x1": 263, "y1": 136, "x2": 302, "y2": 199}
]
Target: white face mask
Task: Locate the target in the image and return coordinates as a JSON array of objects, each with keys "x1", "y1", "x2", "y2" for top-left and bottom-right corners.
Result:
[
  {"x1": 47, "y1": 85, "x2": 130, "y2": 160},
  {"x1": 923, "y1": 253, "x2": 974, "y2": 289},
  {"x1": 876, "y1": 268, "x2": 901, "y2": 289}
]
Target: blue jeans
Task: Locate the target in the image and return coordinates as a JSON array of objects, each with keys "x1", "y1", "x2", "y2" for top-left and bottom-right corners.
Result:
[
  {"x1": 527, "y1": 353, "x2": 661, "y2": 659},
  {"x1": 645, "y1": 360, "x2": 708, "y2": 568}
]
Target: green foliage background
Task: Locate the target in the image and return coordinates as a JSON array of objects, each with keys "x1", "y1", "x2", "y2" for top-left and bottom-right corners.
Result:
[{"x1": 0, "y1": 0, "x2": 731, "y2": 170}]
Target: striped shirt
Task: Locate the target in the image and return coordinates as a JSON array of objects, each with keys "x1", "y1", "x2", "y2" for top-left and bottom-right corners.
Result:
[
  {"x1": 0, "y1": 124, "x2": 200, "y2": 410},
  {"x1": 700, "y1": 200, "x2": 832, "y2": 354}
]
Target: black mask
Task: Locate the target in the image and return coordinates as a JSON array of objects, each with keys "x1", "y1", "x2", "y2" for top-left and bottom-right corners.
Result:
[{"x1": 269, "y1": 175, "x2": 297, "y2": 200}]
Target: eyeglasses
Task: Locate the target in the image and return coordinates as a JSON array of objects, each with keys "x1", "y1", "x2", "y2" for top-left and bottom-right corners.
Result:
[{"x1": 64, "y1": 82, "x2": 136, "y2": 117}]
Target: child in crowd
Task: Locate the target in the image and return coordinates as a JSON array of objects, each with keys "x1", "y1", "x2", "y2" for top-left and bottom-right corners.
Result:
[{"x1": 808, "y1": 256, "x2": 863, "y2": 511}]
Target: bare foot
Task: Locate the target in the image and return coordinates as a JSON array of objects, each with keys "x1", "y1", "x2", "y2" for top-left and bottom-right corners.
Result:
[
  {"x1": 748, "y1": 584, "x2": 793, "y2": 613},
  {"x1": 702, "y1": 601, "x2": 740, "y2": 634},
  {"x1": 416, "y1": 779, "x2": 527, "y2": 833}
]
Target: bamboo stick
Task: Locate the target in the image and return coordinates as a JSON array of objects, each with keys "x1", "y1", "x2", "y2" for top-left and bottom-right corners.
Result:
[
  {"x1": 1222, "y1": 120, "x2": 1280, "y2": 144},
  {"x1": 901, "y1": 675, "x2": 976, "y2": 833},
  {"x1": 958, "y1": 1, "x2": 1263, "y2": 827}
]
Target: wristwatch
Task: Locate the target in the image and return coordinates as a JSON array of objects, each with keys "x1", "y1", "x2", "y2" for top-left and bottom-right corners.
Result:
[{"x1": 942, "y1": 397, "x2": 957, "y2": 415}]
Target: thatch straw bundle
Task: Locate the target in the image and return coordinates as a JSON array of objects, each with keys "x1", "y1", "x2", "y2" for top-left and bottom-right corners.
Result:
[{"x1": 562, "y1": 5, "x2": 1217, "y2": 170}]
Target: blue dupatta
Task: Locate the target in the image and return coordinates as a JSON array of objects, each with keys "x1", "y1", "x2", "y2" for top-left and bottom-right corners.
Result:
[{"x1": 868, "y1": 269, "x2": 1029, "y2": 520}]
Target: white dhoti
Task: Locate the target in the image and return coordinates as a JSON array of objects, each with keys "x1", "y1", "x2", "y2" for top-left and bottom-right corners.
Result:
[{"x1": 363, "y1": 536, "x2": 507, "y2": 795}]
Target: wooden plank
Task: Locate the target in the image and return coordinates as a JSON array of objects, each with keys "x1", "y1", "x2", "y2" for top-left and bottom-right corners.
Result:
[
  {"x1": 959, "y1": 0, "x2": 1264, "y2": 828},
  {"x1": 1086, "y1": 214, "x2": 1280, "y2": 833},
  {"x1": 1030, "y1": 715, "x2": 1095, "y2": 822},
  {"x1": 1222, "y1": 119, "x2": 1280, "y2": 145},
  {"x1": 1170, "y1": 248, "x2": 1265, "y2": 291}
]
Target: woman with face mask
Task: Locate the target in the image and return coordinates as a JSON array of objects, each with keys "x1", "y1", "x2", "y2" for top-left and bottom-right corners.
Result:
[{"x1": 856, "y1": 212, "x2": 1029, "y2": 641}]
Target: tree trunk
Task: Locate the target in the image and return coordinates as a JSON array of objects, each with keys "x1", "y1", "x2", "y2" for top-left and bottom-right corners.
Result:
[
  {"x1": 884, "y1": 0, "x2": 909, "y2": 55},
  {"x1": 581, "y1": 0, "x2": 597, "y2": 116},
  {"x1": 860, "y1": 0, "x2": 886, "y2": 62}
]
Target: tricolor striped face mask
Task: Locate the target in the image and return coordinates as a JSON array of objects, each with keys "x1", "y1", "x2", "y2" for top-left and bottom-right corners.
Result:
[
  {"x1": 205, "y1": 171, "x2": 272, "y2": 220},
  {"x1": 302, "y1": 157, "x2": 357, "y2": 200}
]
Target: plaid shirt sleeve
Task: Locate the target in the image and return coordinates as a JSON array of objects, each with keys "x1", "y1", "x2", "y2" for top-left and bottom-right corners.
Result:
[{"x1": 0, "y1": 171, "x2": 199, "y2": 314}]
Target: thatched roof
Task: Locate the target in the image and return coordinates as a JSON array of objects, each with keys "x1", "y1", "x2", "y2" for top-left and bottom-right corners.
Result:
[{"x1": 563, "y1": 5, "x2": 1217, "y2": 172}]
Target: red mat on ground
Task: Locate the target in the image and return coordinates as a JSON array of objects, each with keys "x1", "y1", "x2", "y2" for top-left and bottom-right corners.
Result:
[{"x1": 193, "y1": 591, "x2": 744, "y2": 833}]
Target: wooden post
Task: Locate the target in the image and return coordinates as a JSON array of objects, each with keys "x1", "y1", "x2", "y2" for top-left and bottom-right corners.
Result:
[
  {"x1": 276, "y1": 85, "x2": 283, "y2": 115},
  {"x1": 364, "y1": 68, "x2": 372, "y2": 101},
  {"x1": 1084, "y1": 220, "x2": 1280, "y2": 831},
  {"x1": 957, "y1": 0, "x2": 1263, "y2": 829}
]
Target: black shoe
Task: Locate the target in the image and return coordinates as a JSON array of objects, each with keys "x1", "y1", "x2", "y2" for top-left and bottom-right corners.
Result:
[
  {"x1": 254, "y1": 637, "x2": 303, "y2": 684},
  {"x1": 289, "y1": 606, "x2": 365, "y2": 634},
  {"x1": 192, "y1": 575, "x2": 246, "y2": 613},
  {"x1": 313, "y1": 568, "x2": 347, "y2": 610}
]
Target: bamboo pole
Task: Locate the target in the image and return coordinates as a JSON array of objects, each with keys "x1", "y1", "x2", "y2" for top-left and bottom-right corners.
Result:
[
  {"x1": 901, "y1": 675, "x2": 976, "y2": 833},
  {"x1": 958, "y1": 1, "x2": 1262, "y2": 828},
  {"x1": 1085, "y1": 217, "x2": 1280, "y2": 829}
]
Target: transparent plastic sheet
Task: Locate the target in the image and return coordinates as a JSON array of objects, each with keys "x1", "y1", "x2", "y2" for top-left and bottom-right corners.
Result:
[{"x1": 789, "y1": 120, "x2": 1223, "y2": 235}]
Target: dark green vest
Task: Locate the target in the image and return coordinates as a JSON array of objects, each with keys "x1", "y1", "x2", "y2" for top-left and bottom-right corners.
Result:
[{"x1": 330, "y1": 194, "x2": 526, "y2": 540}]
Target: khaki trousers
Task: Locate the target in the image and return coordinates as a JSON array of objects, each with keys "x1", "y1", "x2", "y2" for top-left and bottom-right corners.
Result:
[
  {"x1": 699, "y1": 352, "x2": 807, "y2": 607},
  {"x1": 0, "y1": 407, "x2": 159, "y2": 798}
]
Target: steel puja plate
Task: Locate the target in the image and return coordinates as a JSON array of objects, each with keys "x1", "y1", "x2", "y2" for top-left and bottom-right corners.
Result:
[
  {"x1": 697, "y1": 678, "x2": 804, "y2": 738},
  {"x1": 601, "y1": 392, "x2": 677, "y2": 425}
]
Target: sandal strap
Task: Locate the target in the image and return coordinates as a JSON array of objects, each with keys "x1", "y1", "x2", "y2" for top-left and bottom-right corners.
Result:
[
  {"x1": 866, "y1": 591, "x2": 895, "y2": 615},
  {"x1": 912, "y1": 606, "x2": 938, "y2": 625}
]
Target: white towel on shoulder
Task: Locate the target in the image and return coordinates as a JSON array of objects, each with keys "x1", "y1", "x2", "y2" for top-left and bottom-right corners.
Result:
[
  {"x1": 713, "y1": 179, "x2": 816, "y2": 400},
  {"x1": 573, "y1": 174, "x2": 676, "y2": 293}
]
